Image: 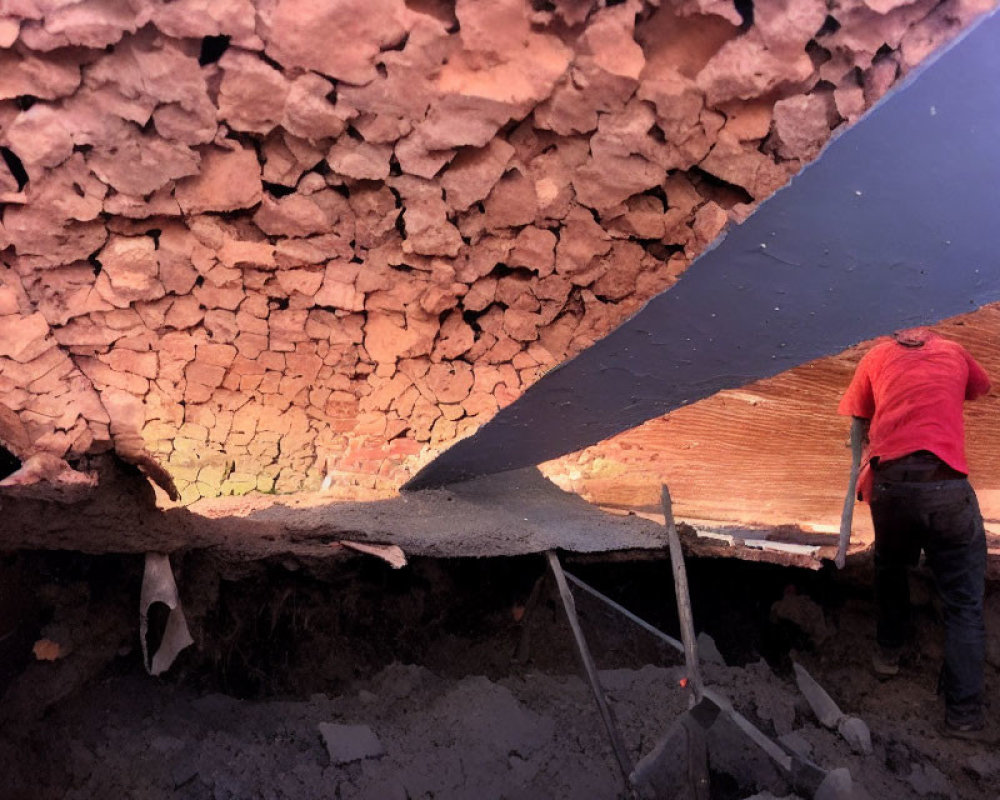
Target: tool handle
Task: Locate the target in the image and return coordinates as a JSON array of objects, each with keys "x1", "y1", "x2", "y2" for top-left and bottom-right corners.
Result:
[
  {"x1": 835, "y1": 417, "x2": 865, "y2": 569},
  {"x1": 662, "y1": 485, "x2": 704, "y2": 701}
]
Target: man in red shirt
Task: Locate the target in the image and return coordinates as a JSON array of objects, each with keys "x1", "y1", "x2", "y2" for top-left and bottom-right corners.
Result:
[{"x1": 839, "y1": 327, "x2": 990, "y2": 738}]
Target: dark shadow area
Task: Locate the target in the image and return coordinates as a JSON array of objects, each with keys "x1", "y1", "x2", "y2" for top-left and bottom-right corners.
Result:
[{"x1": 0, "y1": 444, "x2": 21, "y2": 481}]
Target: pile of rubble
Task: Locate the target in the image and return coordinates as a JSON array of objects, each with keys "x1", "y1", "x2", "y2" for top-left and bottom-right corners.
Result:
[{"x1": 0, "y1": 0, "x2": 992, "y2": 504}]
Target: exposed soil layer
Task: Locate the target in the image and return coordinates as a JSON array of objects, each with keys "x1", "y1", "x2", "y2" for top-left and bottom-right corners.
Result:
[{"x1": 1, "y1": 553, "x2": 998, "y2": 799}]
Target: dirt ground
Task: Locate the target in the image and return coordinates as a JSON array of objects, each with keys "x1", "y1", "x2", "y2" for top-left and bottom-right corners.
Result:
[{"x1": 0, "y1": 554, "x2": 998, "y2": 800}]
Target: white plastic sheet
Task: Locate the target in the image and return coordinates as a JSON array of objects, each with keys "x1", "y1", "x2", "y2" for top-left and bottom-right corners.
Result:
[{"x1": 140, "y1": 553, "x2": 194, "y2": 676}]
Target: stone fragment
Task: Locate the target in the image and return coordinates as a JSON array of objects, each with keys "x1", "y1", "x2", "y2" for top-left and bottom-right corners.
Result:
[
  {"x1": 638, "y1": 69, "x2": 704, "y2": 143},
  {"x1": 0, "y1": 313, "x2": 50, "y2": 361},
  {"x1": 792, "y1": 662, "x2": 842, "y2": 729},
  {"x1": 697, "y1": 29, "x2": 815, "y2": 106},
  {"x1": 21, "y1": 154, "x2": 106, "y2": 223},
  {"x1": 907, "y1": 763, "x2": 953, "y2": 798},
  {"x1": 691, "y1": 202, "x2": 729, "y2": 250},
  {"x1": 3, "y1": 104, "x2": 73, "y2": 168},
  {"x1": 535, "y1": 3, "x2": 644, "y2": 135},
  {"x1": 503, "y1": 309, "x2": 541, "y2": 342},
  {"x1": 425, "y1": 361, "x2": 474, "y2": 403},
  {"x1": 217, "y1": 49, "x2": 290, "y2": 134},
  {"x1": 86, "y1": 30, "x2": 209, "y2": 123},
  {"x1": 510, "y1": 227, "x2": 557, "y2": 276},
  {"x1": 3, "y1": 207, "x2": 107, "y2": 266},
  {"x1": 18, "y1": 0, "x2": 147, "y2": 50},
  {"x1": 327, "y1": 138, "x2": 392, "y2": 181},
  {"x1": 337, "y1": 18, "x2": 449, "y2": 141},
  {"x1": 700, "y1": 133, "x2": 789, "y2": 198},
  {"x1": 364, "y1": 310, "x2": 435, "y2": 365},
  {"x1": 834, "y1": 85, "x2": 866, "y2": 123},
  {"x1": 87, "y1": 131, "x2": 200, "y2": 197},
  {"x1": 150, "y1": 0, "x2": 259, "y2": 44},
  {"x1": 482, "y1": 169, "x2": 538, "y2": 230},
  {"x1": 590, "y1": 241, "x2": 645, "y2": 301},
  {"x1": 606, "y1": 195, "x2": 667, "y2": 239},
  {"x1": 314, "y1": 262, "x2": 365, "y2": 312},
  {"x1": 259, "y1": 0, "x2": 408, "y2": 84},
  {"x1": 151, "y1": 99, "x2": 217, "y2": 145},
  {"x1": 0, "y1": 18, "x2": 18, "y2": 48},
  {"x1": 555, "y1": 207, "x2": 611, "y2": 277},
  {"x1": 393, "y1": 132, "x2": 455, "y2": 179},
  {"x1": 96, "y1": 235, "x2": 165, "y2": 307},
  {"x1": 261, "y1": 133, "x2": 317, "y2": 186},
  {"x1": 829, "y1": 0, "x2": 939, "y2": 67},
  {"x1": 349, "y1": 184, "x2": 399, "y2": 248},
  {"x1": 965, "y1": 753, "x2": 1000, "y2": 780},
  {"x1": 837, "y1": 716, "x2": 873, "y2": 755},
  {"x1": 718, "y1": 98, "x2": 774, "y2": 141},
  {"x1": 441, "y1": 139, "x2": 515, "y2": 212},
  {"x1": 771, "y1": 93, "x2": 835, "y2": 161},
  {"x1": 0, "y1": 48, "x2": 82, "y2": 100},
  {"x1": 394, "y1": 176, "x2": 463, "y2": 257},
  {"x1": 175, "y1": 145, "x2": 262, "y2": 214},
  {"x1": 254, "y1": 193, "x2": 332, "y2": 237},
  {"x1": 579, "y1": 2, "x2": 645, "y2": 83},
  {"x1": 754, "y1": 0, "x2": 828, "y2": 55},
  {"x1": 572, "y1": 103, "x2": 673, "y2": 211},
  {"x1": 415, "y1": 0, "x2": 572, "y2": 150},
  {"x1": 673, "y1": 0, "x2": 742, "y2": 25},
  {"x1": 814, "y1": 767, "x2": 855, "y2": 800},
  {"x1": 283, "y1": 73, "x2": 352, "y2": 141}
]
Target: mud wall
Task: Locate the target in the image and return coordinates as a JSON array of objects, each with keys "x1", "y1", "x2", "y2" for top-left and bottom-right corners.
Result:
[{"x1": 0, "y1": 0, "x2": 991, "y2": 504}]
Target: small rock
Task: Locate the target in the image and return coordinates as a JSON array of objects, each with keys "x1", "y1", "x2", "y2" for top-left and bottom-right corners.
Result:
[
  {"x1": 907, "y1": 763, "x2": 953, "y2": 797},
  {"x1": 793, "y1": 662, "x2": 843, "y2": 729},
  {"x1": 318, "y1": 723, "x2": 385, "y2": 765},
  {"x1": 965, "y1": 752, "x2": 1000, "y2": 780},
  {"x1": 837, "y1": 716, "x2": 872, "y2": 755},
  {"x1": 814, "y1": 767, "x2": 854, "y2": 800},
  {"x1": 697, "y1": 632, "x2": 726, "y2": 666}
]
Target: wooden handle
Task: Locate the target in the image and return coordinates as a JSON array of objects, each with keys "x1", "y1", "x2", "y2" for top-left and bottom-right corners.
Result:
[{"x1": 662, "y1": 485, "x2": 704, "y2": 701}]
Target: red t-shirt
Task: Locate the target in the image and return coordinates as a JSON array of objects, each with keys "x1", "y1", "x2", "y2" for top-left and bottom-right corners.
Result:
[{"x1": 838, "y1": 331, "x2": 990, "y2": 500}]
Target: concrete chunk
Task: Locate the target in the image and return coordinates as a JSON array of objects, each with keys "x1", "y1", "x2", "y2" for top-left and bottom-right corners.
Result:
[
  {"x1": 793, "y1": 662, "x2": 843, "y2": 729},
  {"x1": 318, "y1": 723, "x2": 385, "y2": 764}
]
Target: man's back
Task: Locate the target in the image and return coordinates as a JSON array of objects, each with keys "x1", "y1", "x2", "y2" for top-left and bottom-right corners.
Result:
[{"x1": 839, "y1": 331, "x2": 990, "y2": 474}]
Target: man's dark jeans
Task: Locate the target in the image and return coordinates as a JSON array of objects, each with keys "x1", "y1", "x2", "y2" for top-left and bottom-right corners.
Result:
[{"x1": 869, "y1": 458, "x2": 987, "y2": 726}]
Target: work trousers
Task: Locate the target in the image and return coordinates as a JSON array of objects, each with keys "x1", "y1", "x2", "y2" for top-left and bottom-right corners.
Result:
[{"x1": 869, "y1": 459, "x2": 987, "y2": 726}]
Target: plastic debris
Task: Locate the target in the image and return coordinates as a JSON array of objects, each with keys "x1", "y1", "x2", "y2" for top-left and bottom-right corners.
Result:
[{"x1": 140, "y1": 553, "x2": 194, "y2": 676}]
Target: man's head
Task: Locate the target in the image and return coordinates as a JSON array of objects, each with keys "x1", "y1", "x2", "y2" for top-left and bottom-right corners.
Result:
[{"x1": 893, "y1": 327, "x2": 936, "y2": 347}]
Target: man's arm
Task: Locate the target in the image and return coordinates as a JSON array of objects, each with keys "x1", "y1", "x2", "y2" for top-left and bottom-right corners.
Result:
[
  {"x1": 838, "y1": 350, "x2": 876, "y2": 419},
  {"x1": 964, "y1": 350, "x2": 991, "y2": 400}
]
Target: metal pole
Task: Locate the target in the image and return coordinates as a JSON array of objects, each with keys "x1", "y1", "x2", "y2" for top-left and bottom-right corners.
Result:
[
  {"x1": 662, "y1": 485, "x2": 704, "y2": 701},
  {"x1": 545, "y1": 550, "x2": 634, "y2": 791}
]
